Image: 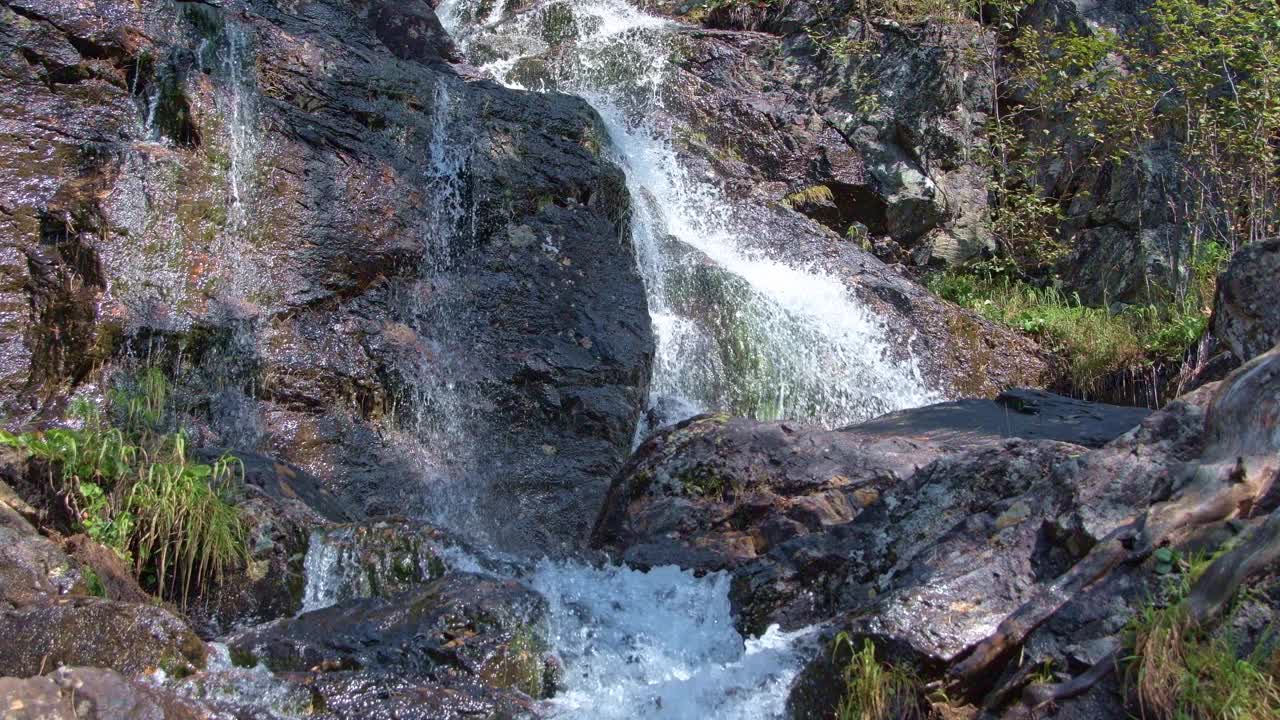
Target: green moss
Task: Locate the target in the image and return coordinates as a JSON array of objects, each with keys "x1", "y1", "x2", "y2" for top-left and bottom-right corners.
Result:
[
  {"x1": 159, "y1": 652, "x2": 196, "y2": 680},
  {"x1": 81, "y1": 568, "x2": 106, "y2": 598},
  {"x1": 483, "y1": 625, "x2": 547, "y2": 698},
  {"x1": 541, "y1": 3, "x2": 578, "y2": 46},
  {"x1": 229, "y1": 646, "x2": 258, "y2": 669},
  {"x1": 678, "y1": 465, "x2": 728, "y2": 498}
]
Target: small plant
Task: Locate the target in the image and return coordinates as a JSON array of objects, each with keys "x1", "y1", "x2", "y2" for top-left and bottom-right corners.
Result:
[
  {"x1": 781, "y1": 184, "x2": 835, "y2": 210},
  {"x1": 832, "y1": 634, "x2": 923, "y2": 720},
  {"x1": 1123, "y1": 548, "x2": 1280, "y2": 719},
  {"x1": 81, "y1": 567, "x2": 106, "y2": 598},
  {"x1": 0, "y1": 371, "x2": 247, "y2": 605}
]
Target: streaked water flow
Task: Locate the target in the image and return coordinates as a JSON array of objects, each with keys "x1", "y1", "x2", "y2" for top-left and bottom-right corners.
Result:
[{"x1": 438, "y1": 0, "x2": 938, "y2": 430}]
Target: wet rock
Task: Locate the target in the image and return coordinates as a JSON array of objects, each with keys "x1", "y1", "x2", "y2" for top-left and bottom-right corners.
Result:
[
  {"x1": 1213, "y1": 237, "x2": 1280, "y2": 363},
  {"x1": 0, "y1": 597, "x2": 207, "y2": 678},
  {"x1": 298, "y1": 518, "x2": 454, "y2": 609},
  {"x1": 298, "y1": 670, "x2": 536, "y2": 720},
  {"x1": 787, "y1": 348, "x2": 1280, "y2": 718},
  {"x1": 652, "y1": 17, "x2": 996, "y2": 265},
  {"x1": 0, "y1": 481, "x2": 79, "y2": 607},
  {"x1": 0, "y1": 0, "x2": 652, "y2": 558},
  {"x1": 229, "y1": 573, "x2": 550, "y2": 698},
  {"x1": 363, "y1": 0, "x2": 462, "y2": 66},
  {"x1": 593, "y1": 391, "x2": 1149, "y2": 634},
  {"x1": 0, "y1": 666, "x2": 212, "y2": 720},
  {"x1": 61, "y1": 535, "x2": 152, "y2": 605},
  {"x1": 185, "y1": 451, "x2": 341, "y2": 635}
]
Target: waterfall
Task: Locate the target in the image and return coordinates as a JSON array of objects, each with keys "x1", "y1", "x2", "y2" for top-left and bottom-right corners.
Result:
[
  {"x1": 217, "y1": 22, "x2": 258, "y2": 231},
  {"x1": 437, "y1": 0, "x2": 938, "y2": 432},
  {"x1": 295, "y1": 2, "x2": 946, "y2": 717}
]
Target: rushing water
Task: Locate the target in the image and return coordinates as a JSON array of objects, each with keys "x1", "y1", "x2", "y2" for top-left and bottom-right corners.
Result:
[
  {"x1": 296, "y1": 533, "x2": 818, "y2": 720},
  {"x1": 174, "y1": 2, "x2": 943, "y2": 717},
  {"x1": 437, "y1": 0, "x2": 938, "y2": 430}
]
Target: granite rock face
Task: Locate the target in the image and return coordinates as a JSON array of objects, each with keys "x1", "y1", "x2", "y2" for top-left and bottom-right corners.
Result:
[
  {"x1": 1214, "y1": 237, "x2": 1280, "y2": 363},
  {"x1": 591, "y1": 389, "x2": 1150, "y2": 634},
  {"x1": 0, "y1": 0, "x2": 653, "y2": 555}
]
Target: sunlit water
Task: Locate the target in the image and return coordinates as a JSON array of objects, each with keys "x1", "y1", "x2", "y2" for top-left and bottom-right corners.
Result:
[
  {"x1": 294, "y1": 535, "x2": 819, "y2": 720},
  {"x1": 438, "y1": 0, "x2": 938, "y2": 430},
  {"x1": 160, "y1": 2, "x2": 947, "y2": 717}
]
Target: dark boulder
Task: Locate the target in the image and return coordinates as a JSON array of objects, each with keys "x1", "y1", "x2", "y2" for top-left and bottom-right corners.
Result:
[
  {"x1": 592, "y1": 390, "x2": 1150, "y2": 634},
  {"x1": 0, "y1": 0, "x2": 652, "y2": 557},
  {"x1": 1213, "y1": 237, "x2": 1280, "y2": 363},
  {"x1": 229, "y1": 573, "x2": 551, "y2": 698},
  {"x1": 296, "y1": 670, "x2": 536, "y2": 720}
]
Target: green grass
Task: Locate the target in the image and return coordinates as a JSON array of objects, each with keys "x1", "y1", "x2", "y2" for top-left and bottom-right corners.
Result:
[
  {"x1": 1124, "y1": 550, "x2": 1280, "y2": 720},
  {"x1": 832, "y1": 634, "x2": 924, "y2": 720},
  {"x1": 0, "y1": 370, "x2": 247, "y2": 606},
  {"x1": 926, "y1": 268, "x2": 1212, "y2": 392}
]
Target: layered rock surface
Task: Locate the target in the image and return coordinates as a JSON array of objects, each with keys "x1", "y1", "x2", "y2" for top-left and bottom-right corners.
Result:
[
  {"x1": 594, "y1": 342, "x2": 1280, "y2": 718},
  {"x1": 0, "y1": 0, "x2": 653, "y2": 555}
]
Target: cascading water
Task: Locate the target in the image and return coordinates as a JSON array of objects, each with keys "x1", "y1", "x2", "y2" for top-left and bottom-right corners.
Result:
[
  {"x1": 216, "y1": 22, "x2": 258, "y2": 231},
  {"x1": 289, "y1": 2, "x2": 935, "y2": 717},
  {"x1": 437, "y1": 0, "x2": 939, "y2": 431},
  {"x1": 192, "y1": 2, "x2": 942, "y2": 717},
  {"x1": 295, "y1": 531, "x2": 818, "y2": 720}
]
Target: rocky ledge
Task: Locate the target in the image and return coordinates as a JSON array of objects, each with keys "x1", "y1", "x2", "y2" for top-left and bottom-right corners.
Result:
[{"x1": 593, "y1": 344, "x2": 1280, "y2": 718}]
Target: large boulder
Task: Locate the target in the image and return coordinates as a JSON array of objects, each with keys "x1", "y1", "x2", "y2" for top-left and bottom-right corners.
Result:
[
  {"x1": 787, "y1": 347, "x2": 1280, "y2": 718},
  {"x1": 1213, "y1": 237, "x2": 1280, "y2": 363},
  {"x1": 0, "y1": 0, "x2": 652, "y2": 555},
  {"x1": 229, "y1": 573, "x2": 552, "y2": 698},
  {"x1": 592, "y1": 390, "x2": 1149, "y2": 634}
]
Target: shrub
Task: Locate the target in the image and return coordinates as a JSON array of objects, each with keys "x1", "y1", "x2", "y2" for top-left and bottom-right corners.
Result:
[
  {"x1": 0, "y1": 371, "x2": 247, "y2": 605},
  {"x1": 990, "y1": 0, "x2": 1280, "y2": 283}
]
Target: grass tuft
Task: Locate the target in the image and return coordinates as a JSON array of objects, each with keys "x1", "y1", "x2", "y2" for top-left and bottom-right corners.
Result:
[
  {"x1": 0, "y1": 370, "x2": 247, "y2": 606},
  {"x1": 1124, "y1": 549, "x2": 1280, "y2": 720},
  {"x1": 927, "y1": 267, "x2": 1213, "y2": 392},
  {"x1": 833, "y1": 634, "x2": 924, "y2": 720},
  {"x1": 782, "y1": 184, "x2": 836, "y2": 209}
]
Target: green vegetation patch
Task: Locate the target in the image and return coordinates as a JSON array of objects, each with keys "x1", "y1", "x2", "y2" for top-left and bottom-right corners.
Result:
[
  {"x1": 0, "y1": 369, "x2": 248, "y2": 606},
  {"x1": 1124, "y1": 550, "x2": 1280, "y2": 719},
  {"x1": 832, "y1": 633, "x2": 926, "y2": 720},
  {"x1": 927, "y1": 249, "x2": 1224, "y2": 392}
]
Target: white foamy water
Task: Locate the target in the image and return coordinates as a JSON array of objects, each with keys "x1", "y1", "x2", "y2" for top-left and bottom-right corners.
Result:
[
  {"x1": 438, "y1": 0, "x2": 938, "y2": 430},
  {"x1": 296, "y1": 529, "x2": 816, "y2": 720},
  {"x1": 530, "y1": 560, "x2": 817, "y2": 720}
]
